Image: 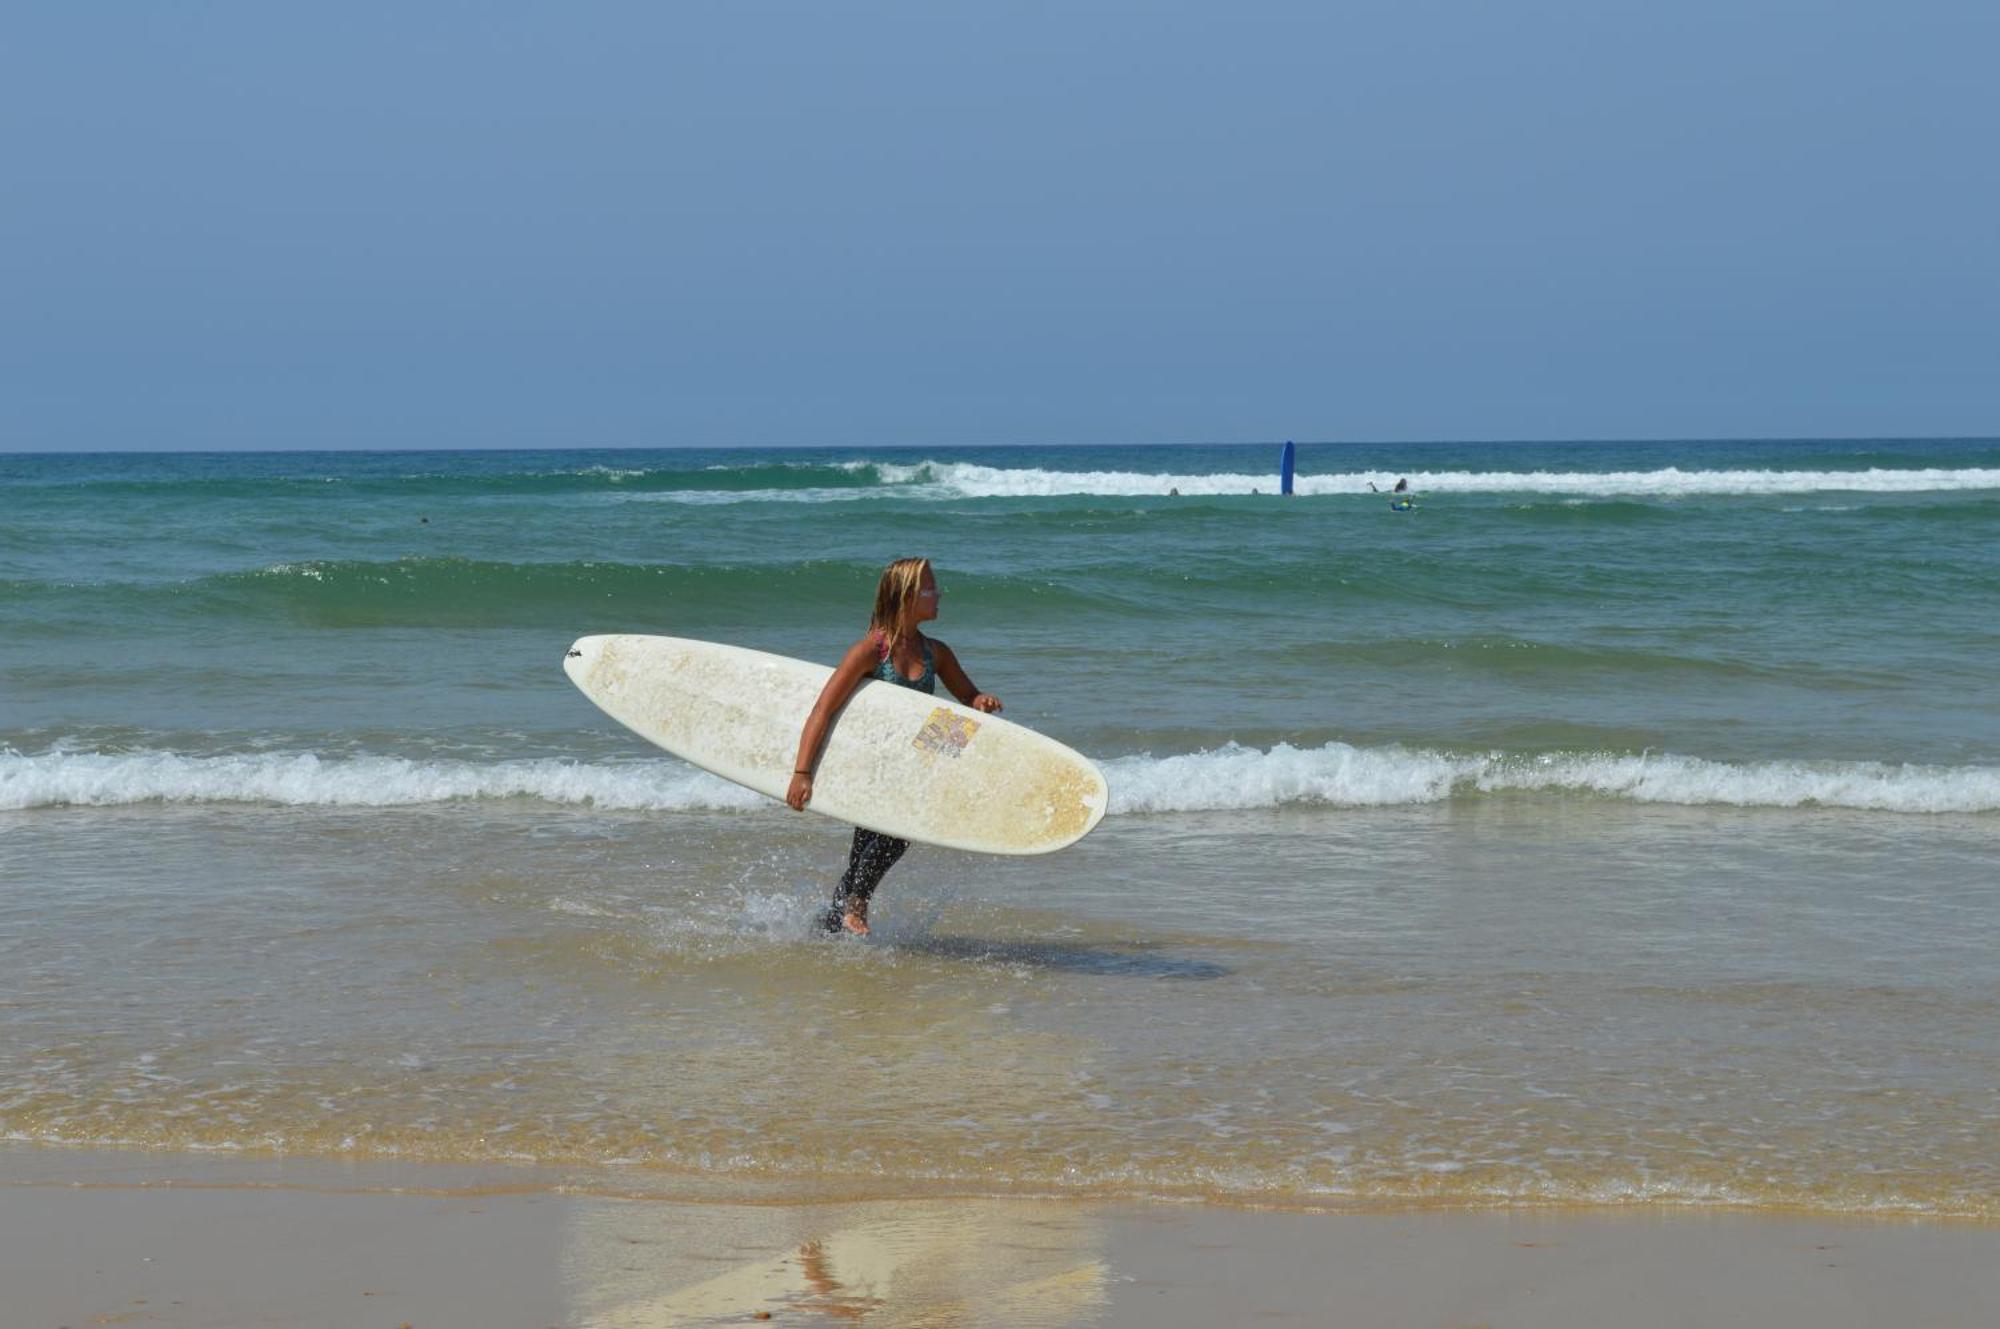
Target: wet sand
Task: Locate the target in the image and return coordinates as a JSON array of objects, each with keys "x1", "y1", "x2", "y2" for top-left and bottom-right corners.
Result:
[{"x1": 4, "y1": 1148, "x2": 1998, "y2": 1327}]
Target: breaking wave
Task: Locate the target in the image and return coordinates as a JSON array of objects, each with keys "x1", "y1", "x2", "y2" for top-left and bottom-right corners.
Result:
[
  {"x1": 1101, "y1": 743, "x2": 2000, "y2": 815},
  {"x1": 871, "y1": 460, "x2": 2000, "y2": 499},
  {"x1": 6, "y1": 744, "x2": 1995, "y2": 815}
]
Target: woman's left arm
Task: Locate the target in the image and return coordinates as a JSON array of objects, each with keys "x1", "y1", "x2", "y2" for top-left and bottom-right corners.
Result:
[{"x1": 931, "y1": 639, "x2": 1002, "y2": 713}]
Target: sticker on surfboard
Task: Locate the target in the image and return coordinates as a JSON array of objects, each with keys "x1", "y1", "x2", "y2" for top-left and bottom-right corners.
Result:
[{"x1": 913, "y1": 707, "x2": 980, "y2": 758}]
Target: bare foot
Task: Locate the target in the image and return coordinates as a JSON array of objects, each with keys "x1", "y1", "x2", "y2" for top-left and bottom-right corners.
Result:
[{"x1": 841, "y1": 901, "x2": 870, "y2": 935}]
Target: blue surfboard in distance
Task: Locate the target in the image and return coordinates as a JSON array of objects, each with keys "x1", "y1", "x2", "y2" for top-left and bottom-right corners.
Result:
[{"x1": 1280, "y1": 440, "x2": 1296, "y2": 496}]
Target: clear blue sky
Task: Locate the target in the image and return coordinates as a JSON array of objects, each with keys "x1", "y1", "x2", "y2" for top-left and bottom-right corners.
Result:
[{"x1": 6, "y1": 2, "x2": 1996, "y2": 450}]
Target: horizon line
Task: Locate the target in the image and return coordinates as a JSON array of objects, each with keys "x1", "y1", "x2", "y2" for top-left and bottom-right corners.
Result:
[{"x1": 6, "y1": 434, "x2": 1999, "y2": 459}]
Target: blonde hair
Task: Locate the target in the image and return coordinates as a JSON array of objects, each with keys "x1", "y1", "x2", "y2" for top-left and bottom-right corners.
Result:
[{"x1": 870, "y1": 557, "x2": 932, "y2": 647}]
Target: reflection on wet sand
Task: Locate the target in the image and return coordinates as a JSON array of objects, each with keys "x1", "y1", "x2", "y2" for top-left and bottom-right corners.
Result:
[
  {"x1": 888, "y1": 934, "x2": 1232, "y2": 981},
  {"x1": 564, "y1": 1197, "x2": 1106, "y2": 1328}
]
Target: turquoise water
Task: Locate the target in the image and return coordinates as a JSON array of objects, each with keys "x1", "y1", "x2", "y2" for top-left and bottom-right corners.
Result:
[
  {"x1": 7, "y1": 439, "x2": 1999, "y2": 785},
  {"x1": 4, "y1": 439, "x2": 1999, "y2": 1214}
]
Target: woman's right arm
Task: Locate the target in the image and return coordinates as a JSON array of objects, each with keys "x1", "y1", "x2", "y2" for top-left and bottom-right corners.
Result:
[{"x1": 787, "y1": 636, "x2": 880, "y2": 810}]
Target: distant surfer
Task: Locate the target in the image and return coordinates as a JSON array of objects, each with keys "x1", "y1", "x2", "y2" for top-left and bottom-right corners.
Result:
[
  {"x1": 787, "y1": 558, "x2": 1003, "y2": 936},
  {"x1": 1369, "y1": 477, "x2": 1417, "y2": 511}
]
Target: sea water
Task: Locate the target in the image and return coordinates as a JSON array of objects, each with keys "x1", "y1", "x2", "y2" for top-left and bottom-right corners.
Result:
[{"x1": 2, "y1": 439, "x2": 1997, "y2": 1215}]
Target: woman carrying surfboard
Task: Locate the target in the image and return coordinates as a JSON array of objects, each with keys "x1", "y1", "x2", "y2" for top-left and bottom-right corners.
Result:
[{"x1": 787, "y1": 557, "x2": 1003, "y2": 936}]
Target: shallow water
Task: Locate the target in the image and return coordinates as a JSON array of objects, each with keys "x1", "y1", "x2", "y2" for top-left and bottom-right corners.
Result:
[
  {"x1": 4, "y1": 440, "x2": 1998, "y2": 1215},
  {"x1": 4, "y1": 798, "x2": 1996, "y2": 1215}
]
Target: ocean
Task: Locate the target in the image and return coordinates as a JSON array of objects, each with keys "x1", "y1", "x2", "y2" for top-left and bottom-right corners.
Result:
[{"x1": 3, "y1": 438, "x2": 1997, "y2": 1217}]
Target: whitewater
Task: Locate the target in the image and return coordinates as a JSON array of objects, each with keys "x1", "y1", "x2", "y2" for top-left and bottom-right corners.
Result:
[
  {"x1": 862, "y1": 459, "x2": 2000, "y2": 499},
  {"x1": 8, "y1": 743, "x2": 1997, "y2": 815},
  {"x1": 594, "y1": 459, "x2": 2000, "y2": 503}
]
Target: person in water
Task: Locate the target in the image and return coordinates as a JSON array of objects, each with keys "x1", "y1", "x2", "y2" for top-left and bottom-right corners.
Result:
[
  {"x1": 787, "y1": 557, "x2": 1003, "y2": 936},
  {"x1": 1369, "y1": 477, "x2": 1417, "y2": 509}
]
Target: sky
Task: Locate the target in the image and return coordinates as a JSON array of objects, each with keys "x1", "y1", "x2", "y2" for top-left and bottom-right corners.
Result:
[{"x1": 5, "y1": 2, "x2": 1997, "y2": 451}]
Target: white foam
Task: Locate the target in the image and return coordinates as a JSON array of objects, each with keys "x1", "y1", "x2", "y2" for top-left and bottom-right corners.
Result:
[
  {"x1": 605, "y1": 486, "x2": 895, "y2": 506},
  {"x1": 1105, "y1": 742, "x2": 1464, "y2": 809},
  {"x1": 4, "y1": 745, "x2": 1995, "y2": 816},
  {"x1": 0, "y1": 750, "x2": 759, "y2": 812},
  {"x1": 871, "y1": 460, "x2": 2000, "y2": 499},
  {"x1": 567, "y1": 461, "x2": 2000, "y2": 503},
  {"x1": 1104, "y1": 743, "x2": 2000, "y2": 815}
]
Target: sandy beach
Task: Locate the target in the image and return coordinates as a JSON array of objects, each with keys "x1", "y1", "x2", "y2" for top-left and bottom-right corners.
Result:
[{"x1": 4, "y1": 1146, "x2": 1996, "y2": 1328}]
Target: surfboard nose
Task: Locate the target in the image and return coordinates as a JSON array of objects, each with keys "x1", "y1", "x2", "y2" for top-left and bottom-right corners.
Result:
[{"x1": 563, "y1": 635, "x2": 606, "y2": 685}]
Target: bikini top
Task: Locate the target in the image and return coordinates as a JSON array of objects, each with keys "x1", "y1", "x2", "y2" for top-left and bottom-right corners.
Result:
[{"x1": 872, "y1": 630, "x2": 936, "y2": 695}]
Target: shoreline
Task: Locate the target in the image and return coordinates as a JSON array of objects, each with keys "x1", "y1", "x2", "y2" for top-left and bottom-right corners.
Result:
[
  {"x1": 7, "y1": 1147, "x2": 2000, "y2": 1328},
  {"x1": 8, "y1": 1139, "x2": 1996, "y2": 1224}
]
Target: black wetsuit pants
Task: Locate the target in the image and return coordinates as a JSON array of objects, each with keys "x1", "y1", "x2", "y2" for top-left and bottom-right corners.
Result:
[{"x1": 824, "y1": 828, "x2": 908, "y2": 928}]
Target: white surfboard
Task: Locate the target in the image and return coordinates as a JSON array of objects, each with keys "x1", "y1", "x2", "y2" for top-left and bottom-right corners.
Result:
[{"x1": 563, "y1": 634, "x2": 1107, "y2": 855}]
